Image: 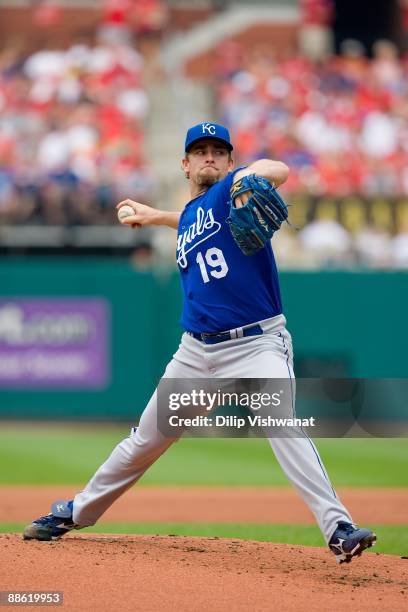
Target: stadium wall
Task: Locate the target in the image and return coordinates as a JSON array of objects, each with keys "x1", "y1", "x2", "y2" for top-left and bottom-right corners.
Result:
[{"x1": 0, "y1": 259, "x2": 406, "y2": 420}]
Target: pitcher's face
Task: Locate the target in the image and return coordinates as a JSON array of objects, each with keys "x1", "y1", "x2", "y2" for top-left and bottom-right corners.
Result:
[{"x1": 182, "y1": 139, "x2": 234, "y2": 189}]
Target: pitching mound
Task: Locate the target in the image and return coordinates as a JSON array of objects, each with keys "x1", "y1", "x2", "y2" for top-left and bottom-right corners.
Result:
[{"x1": 1, "y1": 534, "x2": 407, "y2": 611}]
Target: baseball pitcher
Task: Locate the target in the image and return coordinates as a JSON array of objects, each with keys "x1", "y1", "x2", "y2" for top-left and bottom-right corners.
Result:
[{"x1": 23, "y1": 123, "x2": 376, "y2": 564}]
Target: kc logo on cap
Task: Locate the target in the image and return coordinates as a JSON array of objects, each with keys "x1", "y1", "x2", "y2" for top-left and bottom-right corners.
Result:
[
  {"x1": 201, "y1": 123, "x2": 216, "y2": 135},
  {"x1": 185, "y1": 122, "x2": 233, "y2": 152}
]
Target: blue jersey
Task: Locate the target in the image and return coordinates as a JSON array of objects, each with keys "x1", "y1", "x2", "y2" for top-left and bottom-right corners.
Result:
[{"x1": 177, "y1": 170, "x2": 283, "y2": 333}]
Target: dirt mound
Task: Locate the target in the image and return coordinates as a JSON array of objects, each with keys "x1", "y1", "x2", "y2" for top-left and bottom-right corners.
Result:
[{"x1": 1, "y1": 534, "x2": 406, "y2": 611}]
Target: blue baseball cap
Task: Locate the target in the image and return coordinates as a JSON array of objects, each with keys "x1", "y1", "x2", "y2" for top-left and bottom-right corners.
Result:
[{"x1": 185, "y1": 122, "x2": 233, "y2": 152}]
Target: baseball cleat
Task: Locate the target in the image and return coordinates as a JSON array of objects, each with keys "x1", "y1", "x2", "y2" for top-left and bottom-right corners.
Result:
[
  {"x1": 23, "y1": 500, "x2": 78, "y2": 541},
  {"x1": 329, "y1": 521, "x2": 376, "y2": 564}
]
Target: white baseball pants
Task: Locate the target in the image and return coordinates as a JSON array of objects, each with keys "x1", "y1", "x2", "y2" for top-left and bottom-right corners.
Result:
[{"x1": 73, "y1": 314, "x2": 352, "y2": 543}]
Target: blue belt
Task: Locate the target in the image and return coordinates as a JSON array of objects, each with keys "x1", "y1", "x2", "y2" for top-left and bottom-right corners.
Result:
[{"x1": 188, "y1": 323, "x2": 263, "y2": 345}]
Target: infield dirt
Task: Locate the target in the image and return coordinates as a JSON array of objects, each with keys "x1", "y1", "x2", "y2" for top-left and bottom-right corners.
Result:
[
  {"x1": 1, "y1": 533, "x2": 407, "y2": 611},
  {"x1": 1, "y1": 486, "x2": 407, "y2": 611},
  {"x1": 1, "y1": 485, "x2": 406, "y2": 524}
]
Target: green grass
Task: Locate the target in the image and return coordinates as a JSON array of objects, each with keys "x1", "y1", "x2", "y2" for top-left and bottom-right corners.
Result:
[
  {"x1": 0, "y1": 424, "x2": 407, "y2": 487},
  {"x1": 1, "y1": 523, "x2": 405, "y2": 556}
]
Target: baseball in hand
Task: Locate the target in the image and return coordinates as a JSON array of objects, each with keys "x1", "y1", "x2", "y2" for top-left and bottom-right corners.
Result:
[{"x1": 117, "y1": 205, "x2": 136, "y2": 224}]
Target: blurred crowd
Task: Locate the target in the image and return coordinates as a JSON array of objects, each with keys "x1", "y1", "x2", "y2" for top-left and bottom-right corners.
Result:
[
  {"x1": 2, "y1": 8, "x2": 408, "y2": 267},
  {"x1": 216, "y1": 39, "x2": 408, "y2": 198},
  {"x1": 272, "y1": 220, "x2": 408, "y2": 270},
  {"x1": 214, "y1": 38, "x2": 408, "y2": 268},
  {"x1": 0, "y1": 34, "x2": 154, "y2": 227}
]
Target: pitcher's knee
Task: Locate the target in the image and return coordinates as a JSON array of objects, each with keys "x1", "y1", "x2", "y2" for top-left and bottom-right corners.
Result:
[{"x1": 118, "y1": 431, "x2": 174, "y2": 466}]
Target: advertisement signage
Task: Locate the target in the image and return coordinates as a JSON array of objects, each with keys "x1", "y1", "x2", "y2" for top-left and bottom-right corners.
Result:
[{"x1": 0, "y1": 299, "x2": 110, "y2": 388}]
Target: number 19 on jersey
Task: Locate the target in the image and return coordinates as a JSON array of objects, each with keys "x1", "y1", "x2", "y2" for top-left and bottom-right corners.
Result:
[{"x1": 196, "y1": 248, "x2": 228, "y2": 283}]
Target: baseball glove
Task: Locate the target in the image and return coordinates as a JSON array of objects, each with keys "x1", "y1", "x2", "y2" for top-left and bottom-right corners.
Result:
[{"x1": 227, "y1": 174, "x2": 289, "y2": 256}]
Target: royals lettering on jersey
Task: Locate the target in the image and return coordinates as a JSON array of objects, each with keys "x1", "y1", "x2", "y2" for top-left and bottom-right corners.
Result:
[
  {"x1": 177, "y1": 207, "x2": 221, "y2": 269},
  {"x1": 177, "y1": 170, "x2": 283, "y2": 334}
]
